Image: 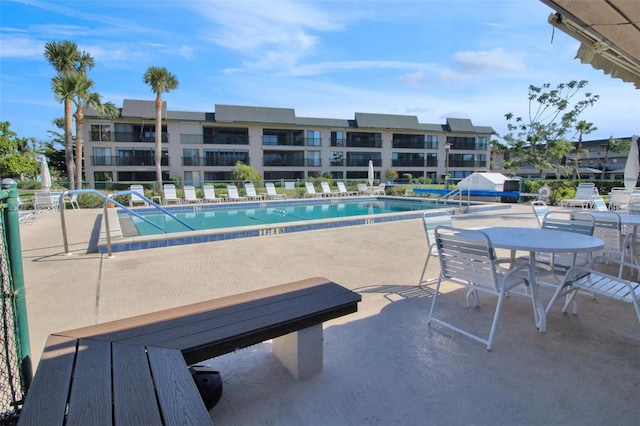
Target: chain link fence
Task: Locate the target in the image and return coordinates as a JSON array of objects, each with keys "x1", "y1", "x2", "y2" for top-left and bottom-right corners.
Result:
[{"x1": 0, "y1": 213, "x2": 24, "y2": 424}]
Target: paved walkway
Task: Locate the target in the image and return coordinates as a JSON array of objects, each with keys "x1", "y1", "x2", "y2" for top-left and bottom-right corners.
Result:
[{"x1": 18, "y1": 204, "x2": 640, "y2": 425}]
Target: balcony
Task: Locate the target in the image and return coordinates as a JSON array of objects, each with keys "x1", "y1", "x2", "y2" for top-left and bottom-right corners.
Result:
[
  {"x1": 112, "y1": 132, "x2": 169, "y2": 143},
  {"x1": 91, "y1": 156, "x2": 170, "y2": 166},
  {"x1": 392, "y1": 159, "x2": 426, "y2": 167},
  {"x1": 203, "y1": 156, "x2": 250, "y2": 167}
]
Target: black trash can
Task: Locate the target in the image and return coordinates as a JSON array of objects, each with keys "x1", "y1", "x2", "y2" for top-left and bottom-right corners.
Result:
[{"x1": 501, "y1": 179, "x2": 520, "y2": 203}]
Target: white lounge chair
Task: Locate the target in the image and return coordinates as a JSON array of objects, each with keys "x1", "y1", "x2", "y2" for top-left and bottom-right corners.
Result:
[
  {"x1": 163, "y1": 184, "x2": 182, "y2": 205},
  {"x1": 592, "y1": 196, "x2": 608, "y2": 211},
  {"x1": 546, "y1": 256, "x2": 640, "y2": 328},
  {"x1": 32, "y1": 190, "x2": 56, "y2": 211},
  {"x1": 129, "y1": 184, "x2": 148, "y2": 207},
  {"x1": 428, "y1": 225, "x2": 529, "y2": 350},
  {"x1": 244, "y1": 183, "x2": 265, "y2": 200},
  {"x1": 203, "y1": 185, "x2": 222, "y2": 203},
  {"x1": 304, "y1": 182, "x2": 323, "y2": 198},
  {"x1": 320, "y1": 181, "x2": 338, "y2": 197},
  {"x1": 265, "y1": 182, "x2": 286, "y2": 200},
  {"x1": 227, "y1": 185, "x2": 247, "y2": 202},
  {"x1": 531, "y1": 200, "x2": 549, "y2": 227},
  {"x1": 336, "y1": 182, "x2": 356, "y2": 196},
  {"x1": 183, "y1": 185, "x2": 202, "y2": 204},
  {"x1": 357, "y1": 183, "x2": 370, "y2": 195},
  {"x1": 559, "y1": 183, "x2": 596, "y2": 208},
  {"x1": 371, "y1": 183, "x2": 386, "y2": 195},
  {"x1": 63, "y1": 193, "x2": 79, "y2": 210}
]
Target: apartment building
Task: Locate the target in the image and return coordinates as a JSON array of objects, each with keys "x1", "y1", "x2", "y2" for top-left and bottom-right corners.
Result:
[{"x1": 84, "y1": 99, "x2": 494, "y2": 187}]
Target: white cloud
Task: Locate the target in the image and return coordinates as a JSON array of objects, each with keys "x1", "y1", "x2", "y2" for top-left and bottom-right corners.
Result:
[{"x1": 453, "y1": 47, "x2": 526, "y2": 72}]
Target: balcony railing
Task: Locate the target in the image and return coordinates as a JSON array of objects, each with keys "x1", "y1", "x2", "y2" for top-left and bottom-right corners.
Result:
[
  {"x1": 392, "y1": 141, "x2": 426, "y2": 149},
  {"x1": 203, "y1": 156, "x2": 250, "y2": 167},
  {"x1": 392, "y1": 159, "x2": 426, "y2": 167},
  {"x1": 346, "y1": 159, "x2": 382, "y2": 167},
  {"x1": 263, "y1": 158, "x2": 305, "y2": 167},
  {"x1": 91, "y1": 156, "x2": 170, "y2": 166},
  {"x1": 112, "y1": 132, "x2": 169, "y2": 143}
]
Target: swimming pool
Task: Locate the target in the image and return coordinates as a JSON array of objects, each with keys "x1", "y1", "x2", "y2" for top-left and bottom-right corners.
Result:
[
  {"x1": 129, "y1": 198, "x2": 447, "y2": 235},
  {"x1": 100, "y1": 196, "x2": 510, "y2": 253}
]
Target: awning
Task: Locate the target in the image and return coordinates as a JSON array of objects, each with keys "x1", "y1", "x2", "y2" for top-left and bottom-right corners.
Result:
[{"x1": 540, "y1": 0, "x2": 640, "y2": 89}]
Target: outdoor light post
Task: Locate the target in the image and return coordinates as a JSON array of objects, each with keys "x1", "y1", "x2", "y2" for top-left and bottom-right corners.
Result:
[{"x1": 444, "y1": 143, "x2": 452, "y2": 190}]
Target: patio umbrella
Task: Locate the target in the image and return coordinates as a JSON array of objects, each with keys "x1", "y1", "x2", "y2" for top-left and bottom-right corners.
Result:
[
  {"x1": 624, "y1": 135, "x2": 639, "y2": 190},
  {"x1": 368, "y1": 160, "x2": 374, "y2": 187},
  {"x1": 40, "y1": 155, "x2": 52, "y2": 189}
]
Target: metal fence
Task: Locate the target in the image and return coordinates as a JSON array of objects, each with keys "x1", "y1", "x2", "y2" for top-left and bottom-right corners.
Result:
[{"x1": 0, "y1": 179, "x2": 31, "y2": 424}]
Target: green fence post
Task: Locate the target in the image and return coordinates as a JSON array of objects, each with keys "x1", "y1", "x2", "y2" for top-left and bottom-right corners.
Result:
[{"x1": 1, "y1": 178, "x2": 32, "y2": 391}]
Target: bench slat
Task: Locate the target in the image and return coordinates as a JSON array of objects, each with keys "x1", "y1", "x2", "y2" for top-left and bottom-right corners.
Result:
[
  {"x1": 115, "y1": 284, "x2": 358, "y2": 348},
  {"x1": 57, "y1": 278, "x2": 339, "y2": 341},
  {"x1": 18, "y1": 335, "x2": 77, "y2": 425},
  {"x1": 147, "y1": 346, "x2": 213, "y2": 425},
  {"x1": 112, "y1": 342, "x2": 163, "y2": 425},
  {"x1": 66, "y1": 339, "x2": 112, "y2": 425}
]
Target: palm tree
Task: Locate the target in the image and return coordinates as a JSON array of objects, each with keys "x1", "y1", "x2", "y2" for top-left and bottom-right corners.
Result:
[
  {"x1": 50, "y1": 72, "x2": 80, "y2": 189},
  {"x1": 73, "y1": 77, "x2": 119, "y2": 189},
  {"x1": 143, "y1": 66, "x2": 179, "y2": 191},
  {"x1": 572, "y1": 120, "x2": 597, "y2": 179},
  {"x1": 44, "y1": 40, "x2": 82, "y2": 189}
]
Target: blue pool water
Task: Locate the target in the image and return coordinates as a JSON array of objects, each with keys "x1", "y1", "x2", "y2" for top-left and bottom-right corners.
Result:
[{"x1": 129, "y1": 198, "x2": 443, "y2": 236}]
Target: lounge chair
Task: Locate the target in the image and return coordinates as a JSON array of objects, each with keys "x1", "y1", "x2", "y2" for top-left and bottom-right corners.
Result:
[
  {"x1": 183, "y1": 186, "x2": 203, "y2": 204},
  {"x1": 162, "y1": 184, "x2": 182, "y2": 205},
  {"x1": 337, "y1": 182, "x2": 356, "y2": 196},
  {"x1": 592, "y1": 196, "x2": 608, "y2": 211},
  {"x1": 244, "y1": 183, "x2": 265, "y2": 200},
  {"x1": 608, "y1": 187, "x2": 631, "y2": 212},
  {"x1": 357, "y1": 183, "x2": 370, "y2": 195},
  {"x1": 559, "y1": 183, "x2": 596, "y2": 208},
  {"x1": 304, "y1": 182, "x2": 323, "y2": 198},
  {"x1": 320, "y1": 181, "x2": 338, "y2": 197},
  {"x1": 129, "y1": 184, "x2": 148, "y2": 207},
  {"x1": 265, "y1": 182, "x2": 286, "y2": 200},
  {"x1": 203, "y1": 185, "x2": 222, "y2": 203},
  {"x1": 371, "y1": 183, "x2": 386, "y2": 195},
  {"x1": 63, "y1": 193, "x2": 79, "y2": 210},
  {"x1": 531, "y1": 200, "x2": 549, "y2": 227},
  {"x1": 32, "y1": 190, "x2": 56, "y2": 211},
  {"x1": 227, "y1": 185, "x2": 248, "y2": 202}
]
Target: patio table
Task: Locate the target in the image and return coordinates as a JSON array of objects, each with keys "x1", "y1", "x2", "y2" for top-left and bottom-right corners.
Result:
[{"x1": 479, "y1": 226, "x2": 604, "y2": 333}]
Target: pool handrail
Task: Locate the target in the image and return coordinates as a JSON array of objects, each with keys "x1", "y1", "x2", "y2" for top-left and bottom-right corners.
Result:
[{"x1": 59, "y1": 189, "x2": 195, "y2": 257}]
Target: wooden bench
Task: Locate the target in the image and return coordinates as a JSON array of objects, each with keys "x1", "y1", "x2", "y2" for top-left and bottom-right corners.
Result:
[{"x1": 18, "y1": 277, "x2": 361, "y2": 425}]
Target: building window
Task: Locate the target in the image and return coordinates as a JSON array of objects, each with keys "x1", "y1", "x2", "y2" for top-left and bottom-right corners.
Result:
[
  {"x1": 92, "y1": 147, "x2": 112, "y2": 166},
  {"x1": 392, "y1": 134, "x2": 425, "y2": 149},
  {"x1": 94, "y1": 171, "x2": 113, "y2": 189},
  {"x1": 204, "y1": 150, "x2": 249, "y2": 167},
  {"x1": 331, "y1": 131, "x2": 345, "y2": 147},
  {"x1": 330, "y1": 151, "x2": 345, "y2": 166},
  {"x1": 184, "y1": 171, "x2": 200, "y2": 187},
  {"x1": 392, "y1": 152, "x2": 425, "y2": 167},
  {"x1": 346, "y1": 132, "x2": 382, "y2": 148},
  {"x1": 346, "y1": 152, "x2": 381, "y2": 167},
  {"x1": 183, "y1": 149, "x2": 200, "y2": 166},
  {"x1": 306, "y1": 130, "x2": 321, "y2": 146},
  {"x1": 262, "y1": 129, "x2": 304, "y2": 146},
  {"x1": 426, "y1": 153, "x2": 437, "y2": 167},
  {"x1": 90, "y1": 124, "x2": 111, "y2": 142},
  {"x1": 306, "y1": 151, "x2": 321, "y2": 167},
  {"x1": 426, "y1": 135, "x2": 438, "y2": 149},
  {"x1": 203, "y1": 127, "x2": 249, "y2": 144}
]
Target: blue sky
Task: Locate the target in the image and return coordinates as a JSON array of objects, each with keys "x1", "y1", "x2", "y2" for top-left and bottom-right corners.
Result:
[{"x1": 1, "y1": 0, "x2": 639, "y2": 145}]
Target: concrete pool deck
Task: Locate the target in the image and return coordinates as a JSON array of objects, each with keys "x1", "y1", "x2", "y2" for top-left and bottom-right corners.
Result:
[{"x1": 18, "y1": 203, "x2": 640, "y2": 424}]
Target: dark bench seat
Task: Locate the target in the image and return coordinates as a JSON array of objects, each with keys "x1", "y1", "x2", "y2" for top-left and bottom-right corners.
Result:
[{"x1": 18, "y1": 277, "x2": 361, "y2": 425}]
